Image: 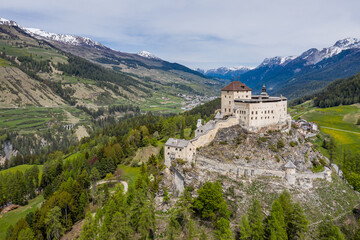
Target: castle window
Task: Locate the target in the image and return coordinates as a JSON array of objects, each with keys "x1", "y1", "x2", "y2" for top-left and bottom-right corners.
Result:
[
  {"x1": 237, "y1": 91, "x2": 239, "y2": 93},
  {"x1": 167, "y1": 152, "x2": 169, "y2": 155},
  {"x1": 180, "y1": 149, "x2": 182, "y2": 151},
  {"x1": 261, "y1": 117, "x2": 262, "y2": 119},
  {"x1": 229, "y1": 101, "x2": 231, "y2": 104},
  {"x1": 176, "y1": 148, "x2": 178, "y2": 151},
  {"x1": 227, "y1": 91, "x2": 229, "y2": 93},
  {"x1": 246, "y1": 95, "x2": 248, "y2": 98},
  {"x1": 252, "y1": 111, "x2": 254, "y2": 114},
  {"x1": 273, "y1": 116, "x2": 275, "y2": 118},
  {"x1": 190, "y1": 148, "x2": 191, "y2": 151},
  {"x1": 225, "y1": 95, "x2": 226, "y2": 98},
  {"x1": 255, "y1": 117, "x2": 257, "y2": 120},
  {"x1": 168, "y1": 147, "x2": 170, "y2": 149},
  {"x1": 272, "y1": 110, "x2": 273, "y2": 113},
  {"x1": 224, "y1": 108, "x2": 226, "y2": 112},
  {"x1": 256, "y1": 111, "x2": 258, "y2": 114},
  {"x1": 251, "y1": 117, "x2": 253, "y2": 120}
]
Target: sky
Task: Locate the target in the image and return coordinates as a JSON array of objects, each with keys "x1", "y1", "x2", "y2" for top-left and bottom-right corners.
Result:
[{"x1": 1, "y1": 0, "x2": 360, "y2": 69}]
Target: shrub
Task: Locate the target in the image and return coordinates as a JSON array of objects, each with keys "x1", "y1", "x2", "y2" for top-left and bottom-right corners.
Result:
[
  {"x1": 219, "y1": 141, "x2": 228, "y2": 145},
  {"x1": 290, "y1": 141, "x2": 298, "y2": 147},
  {"x1": 277, "y1": 140, "x2": 285, "y2": 149}
]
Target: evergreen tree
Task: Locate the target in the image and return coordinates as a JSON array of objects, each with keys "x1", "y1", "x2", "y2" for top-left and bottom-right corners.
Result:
[
  {"x1": 288, "y1": 203, "x2": 308, "y2": 240},
  {"x1": 45, "y1": 206, "x2": 65, "y2": 240},
  {"x1": 215, "y1": 217, "x2": 233, "y2": 240},
  {"x1": 109, "y1": 212, "x2": 132, "y2": 240},
  {"x1": 267, "y1": 200, "x2": 287, "y2": 240},
  {"x1": 239, "y1": 215, "x2": 251, "y2": 240},
  {"x1": 248, "y1": 199, "x2": 265, "y2": 240}
]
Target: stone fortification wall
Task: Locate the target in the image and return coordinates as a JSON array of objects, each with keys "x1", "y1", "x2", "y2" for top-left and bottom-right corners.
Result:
[
  {"x1": 191, "y1": 116, "x2": 239, "y2": 149},
  {"x1": 195, "y1": 156, "x2": 331, "y2": 188}
]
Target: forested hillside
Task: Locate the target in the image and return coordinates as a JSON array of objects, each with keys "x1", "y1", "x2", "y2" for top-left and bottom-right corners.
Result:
[
  {"x1": 1, "y1": 98, "x2": 358, "y2": 239},
  {"x1": 291, "y1": 71, "x2": 360, "y2": 108}
]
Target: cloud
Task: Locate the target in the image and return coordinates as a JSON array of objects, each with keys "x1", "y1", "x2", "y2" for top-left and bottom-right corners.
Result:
[{"x1": 1, "y1": 0, "x2": 360, "y2": 69}]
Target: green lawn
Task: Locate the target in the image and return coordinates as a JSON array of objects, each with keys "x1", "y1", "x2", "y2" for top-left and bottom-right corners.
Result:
[
  {"x1": 0, "y1": 164, "x2": 43, "y2": 178},
  {"x1": 0, "y1": 195, "x2": 44, "y2": 240},
  {"x1": 300, "y1": 105, "x2": 360, "y2": 153},
  {"x1": 117, "y1": 164, "x2": 141, "y2": 186}
]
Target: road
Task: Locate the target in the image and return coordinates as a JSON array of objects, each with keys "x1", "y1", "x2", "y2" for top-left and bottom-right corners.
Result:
[{"x1": 90, "y1": 180, "x2": 128, "y2": 192}]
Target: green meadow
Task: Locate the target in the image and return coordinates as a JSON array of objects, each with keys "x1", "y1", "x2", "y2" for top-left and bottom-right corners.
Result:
[
  {"x1": 0, "y1": 164, "x2": 43, "y2": 177},
  {"x1": 0, "y1": 195, "x2": 44, "y2": 240},
  {"x1": 296, "y1": 104, "x2": 360, "y2": 154}
]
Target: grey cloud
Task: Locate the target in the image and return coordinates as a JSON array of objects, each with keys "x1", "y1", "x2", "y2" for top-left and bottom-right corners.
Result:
[{"x1": 1, "y1": 0, "x2": 360, "y2": 69}]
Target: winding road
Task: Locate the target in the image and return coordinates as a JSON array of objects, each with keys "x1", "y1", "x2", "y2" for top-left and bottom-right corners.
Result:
[{"x1": 90, "y1": 180, "x2": 128, "y2": 193}]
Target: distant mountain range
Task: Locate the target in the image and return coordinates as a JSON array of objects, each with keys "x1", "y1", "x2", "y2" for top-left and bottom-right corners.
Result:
[{"x1": 197, "y1": 38, "x2": 360, "y2": 99}]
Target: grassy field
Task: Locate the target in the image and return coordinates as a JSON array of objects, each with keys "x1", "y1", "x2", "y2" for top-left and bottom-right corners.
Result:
[
  {"x1": 0, "y1": 195, "x2": 44, "y2": 240},
  {"x1": 292, "y1": 103, "x2": 360, "y2": 154},
  {"x1": 0, "y1": 164, "x2": 43, "y2": 177},
  {"x1": 117, "y1": 164, "x2": 141, "y2": 186},
  {"x1": 0, "y1": 57, "x2": 10, "y2": 67}
]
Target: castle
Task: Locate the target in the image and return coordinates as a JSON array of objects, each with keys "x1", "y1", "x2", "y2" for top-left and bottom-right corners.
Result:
[
  {"x1": 164, "y1": 81, "x2": 331, "y2": 193},
  {"x1": 165, "y1": 81, "x2": 291, "y2": 167}
]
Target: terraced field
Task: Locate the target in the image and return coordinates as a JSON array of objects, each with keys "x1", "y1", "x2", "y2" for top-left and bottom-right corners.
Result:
[{"x1": 0, "y1": 106, "x2": 90, "y2": 134}]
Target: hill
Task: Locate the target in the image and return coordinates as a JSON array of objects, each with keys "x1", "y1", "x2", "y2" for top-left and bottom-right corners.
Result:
[{"x1": 312, "y1": 72, "x2": 360, "y2": 108}]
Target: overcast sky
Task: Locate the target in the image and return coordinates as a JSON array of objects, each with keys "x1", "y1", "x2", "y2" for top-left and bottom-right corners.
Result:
[{"x1": 1, "y1": 0, "x2": 360, "y2": 69}]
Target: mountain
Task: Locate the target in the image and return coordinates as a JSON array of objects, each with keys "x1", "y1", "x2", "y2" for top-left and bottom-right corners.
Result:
[
  {"x1": 137, "y1": 50, "x2": 161, "y2": 60},
  {"x1": 0, "y1": 18, "x2": 221, "y2": 112},
  {"x1": 24, "y1": 27, "x2": 107, "y2": 49},
  {"x1": 197, "y1": 66, "x2": 253, "y2": 80},
  {"x1": 203, "y1": 38, "x2": 360, "y2": 99}
]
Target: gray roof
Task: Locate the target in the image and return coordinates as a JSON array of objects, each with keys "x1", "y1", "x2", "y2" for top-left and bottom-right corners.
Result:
[
  {"x1": 197, "y1": 120, "x2": 216, "y2": 133},
  {"x1": 284, "y1": 160, "x2": 297, "y2": 169},
  {"x1": 214, "y1": 112, "x2": 222, "y2": 119},
  {"x1": 165, "y1": 138, "x2": 190, "y2": 148}
]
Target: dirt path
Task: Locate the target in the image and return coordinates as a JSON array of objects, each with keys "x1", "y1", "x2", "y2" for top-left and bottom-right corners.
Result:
[{"x1": 321, "y1": 126, "x2": 360, "y2": 135}]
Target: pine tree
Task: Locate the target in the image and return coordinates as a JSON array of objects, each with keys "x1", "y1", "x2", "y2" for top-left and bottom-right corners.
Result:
[
  {"x1": 248, "y1": 199, "x2": 265, "y2": 240},
  {"x1": 239, "y1": 215, "x2": 251, "y2": 240},
  {"x1": 215, "y1": 217, "x2": 233, "y2": 240},
  {"x1": 267, "y1": 200, "x2": 287, "y2": 240},
  {"x1": 45, "y1": 206, "x2": 65, "y2": 240},
  {"x1": 288, "y1": 203, "x2": 308, "y2": 239}
]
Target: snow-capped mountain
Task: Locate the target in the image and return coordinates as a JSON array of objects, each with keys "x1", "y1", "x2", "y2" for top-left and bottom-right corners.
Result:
[
  {"x1": 259, "y1": 56, "x2": 297, "y2": 67},
  {"x1": 0, "y1": 17, "x2": 19, "y2": 27},
  {"x1": 0, "y1": 17, "x2": 106, "y2": 49},
  {"x1": 23, "y1": 27, "x2": 106, "y2": 49},
  {"x1": 137, "y1": 51, "x2": 161, "y2": 60},
  {"x1": 298, "y1": 37, "x2": 360, "y2": 65},
  {"x1": 197, "y1": 66, "x2": 253, "y2": 80}
]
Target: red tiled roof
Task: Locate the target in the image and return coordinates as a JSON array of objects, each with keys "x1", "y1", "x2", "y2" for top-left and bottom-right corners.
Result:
[{"x1": 221, "y1": 81, "x2": 252, "y2": 91}]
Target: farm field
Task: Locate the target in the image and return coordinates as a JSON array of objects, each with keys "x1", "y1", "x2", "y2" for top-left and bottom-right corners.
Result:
[
  {"x1": 0, "y1": 106, "x2": 90, "y2": 134},
  {"x1": 0, "y1": 195, "x2": 44, "y2": 240},
  {"x1": 298, "y1": 104, "x2": 360, "y2": 154}
]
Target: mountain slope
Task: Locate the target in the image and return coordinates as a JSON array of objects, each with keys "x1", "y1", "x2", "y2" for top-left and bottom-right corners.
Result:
[
  {"x1": 22, "y1": 23, "x2": 220, "y2": 97},
  {"x1": 203, "y1": 38, "x2": 360, "y2": 99}
]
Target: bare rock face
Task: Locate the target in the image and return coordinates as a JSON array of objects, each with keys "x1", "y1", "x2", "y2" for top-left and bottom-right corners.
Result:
[{"x1": 197, "y1": 125, "x2": 324, "y2": 172}]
